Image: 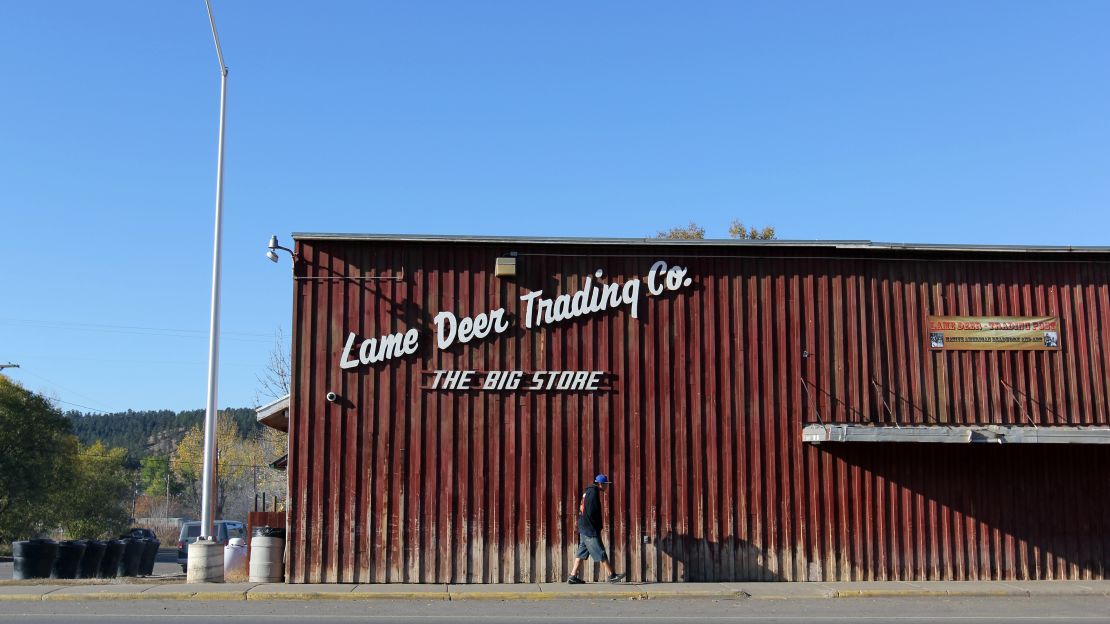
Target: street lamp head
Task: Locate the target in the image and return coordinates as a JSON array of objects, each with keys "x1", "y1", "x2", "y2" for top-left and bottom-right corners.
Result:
[{"x1": 265, "y1": 235, "x2": 298, "y2": 265}]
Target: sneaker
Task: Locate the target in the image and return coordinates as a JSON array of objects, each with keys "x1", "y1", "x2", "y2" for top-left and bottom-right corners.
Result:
[
  {"x1": 567, "y1": 575, "x2": 585, "y2": 584},
  {"x1": 606, "y1": 573, "x2": 626, "y2": 583}
]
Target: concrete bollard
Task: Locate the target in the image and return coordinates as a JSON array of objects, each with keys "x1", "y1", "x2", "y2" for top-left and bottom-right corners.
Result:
[{"x1": 186, "y1": 538, "x2": 224, "y2": 583}]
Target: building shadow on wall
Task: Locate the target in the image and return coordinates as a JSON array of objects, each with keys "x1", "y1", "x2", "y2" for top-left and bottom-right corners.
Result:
[
  {"x1": 819, "y1": 443, "x2": 1109, "y2": 580},
  {"x1": 655, "y1": 531, "x2": 784, "y2": 581}
]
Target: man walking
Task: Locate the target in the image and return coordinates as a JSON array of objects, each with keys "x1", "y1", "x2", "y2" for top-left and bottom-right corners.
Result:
[{"x1": 568, "y1": 474, "x2": 626, "y2": 584}]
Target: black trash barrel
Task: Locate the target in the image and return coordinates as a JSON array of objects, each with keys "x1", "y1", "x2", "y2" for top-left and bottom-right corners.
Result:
[
  {"x1": 51, "y1": 540, "x2": 86, "y2": 579},
  {"x1": 14, "y1": 539, "x2": 59, "y2": 579},
  {"x1": 98, "y1": 539, "x2": 125, "y2": 578},
  {"x1": 138, "y1": 538, "x2": 160, "y2": 576},
  {"x1": 11, "y1": 540, "x2": 37, "y2": 580},
  {"x1": 117, "y1": 538, "x2": 144, "y2": 577},
  {"x1": 35, "y1": 540, "x2": 59, "y2": 579},
  {"x1": 77, "y1": 540, "x2": 106, "y2": 579}
]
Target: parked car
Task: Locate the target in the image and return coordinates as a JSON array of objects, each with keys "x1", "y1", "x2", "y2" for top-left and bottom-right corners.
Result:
[
  {"x1": 121, "y1": 527, "x2": 158, "y2": 541},
  {"x1": 176, "y1": 520, "x2": 246, "y2": 572}
]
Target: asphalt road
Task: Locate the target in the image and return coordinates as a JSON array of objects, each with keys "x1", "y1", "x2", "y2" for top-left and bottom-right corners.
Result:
[
  {"x1": 3, "y1": 596, "x2": 1110, "y2": 624},
  {"x1": 1, "y1": 548, "x2": 184, "y2": 580}
]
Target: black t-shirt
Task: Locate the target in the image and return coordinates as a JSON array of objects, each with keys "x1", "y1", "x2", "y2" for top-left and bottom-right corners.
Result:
[{"x1": 577, "y1": 485, "x2": 603, "y2": 537}]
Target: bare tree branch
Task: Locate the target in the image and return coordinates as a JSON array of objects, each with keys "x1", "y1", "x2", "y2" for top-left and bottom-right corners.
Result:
[{"x1": 254, "y1": 328, "x2": 291, "y2": 407}]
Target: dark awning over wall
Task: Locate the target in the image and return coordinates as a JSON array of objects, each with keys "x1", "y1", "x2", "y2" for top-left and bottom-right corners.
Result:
[{"x1": 803, "y1": 424, "x2": 1110, "y2": 444}]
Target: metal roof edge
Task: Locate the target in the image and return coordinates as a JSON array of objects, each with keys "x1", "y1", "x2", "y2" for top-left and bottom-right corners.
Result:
[
  {"x1": 255, "y1": 394, "x2": 290, "y2": 421},
  {"x1": 290, "y1": 233, "x2": 1110, "y2": 254}
]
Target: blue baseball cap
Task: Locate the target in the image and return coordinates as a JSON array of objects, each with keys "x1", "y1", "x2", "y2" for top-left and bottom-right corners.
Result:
[{"x1": 594, "y1": 474, "x2": 611, "y2": 484}]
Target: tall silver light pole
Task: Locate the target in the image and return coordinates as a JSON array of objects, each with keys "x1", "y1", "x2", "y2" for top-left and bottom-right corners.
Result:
[{"x1": 200, "y1": 0, "x2": 228, "y2": 542}]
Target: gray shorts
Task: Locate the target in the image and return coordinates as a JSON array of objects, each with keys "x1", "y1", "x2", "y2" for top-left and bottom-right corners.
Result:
[{"x1": 575, "y1": 534, "x2": 608, "y2": 562}]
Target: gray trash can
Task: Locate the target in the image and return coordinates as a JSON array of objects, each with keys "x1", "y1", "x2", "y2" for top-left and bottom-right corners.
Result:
[{"x1": 248, "y1": 527, "x2": 285, "y2": 583}]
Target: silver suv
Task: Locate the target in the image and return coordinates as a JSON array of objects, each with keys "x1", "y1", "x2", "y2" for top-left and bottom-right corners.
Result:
[{"x1": 175, "y1": 520, "x2": 246, "y2": 571}]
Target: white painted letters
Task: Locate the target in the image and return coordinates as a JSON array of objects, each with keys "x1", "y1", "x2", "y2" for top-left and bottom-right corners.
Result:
[
  {"x1": 339, "y1": 260, "x2": 694, "y2": 373},
  {"x1": 339, "y1": 328, "x2": 420, "y2": 370},
  {"x1": 647, "y1": 260, "x2": 668, "y2": 296},
  {"x1": 435, "y1": 307, "x2": 511, "y2": 350}
]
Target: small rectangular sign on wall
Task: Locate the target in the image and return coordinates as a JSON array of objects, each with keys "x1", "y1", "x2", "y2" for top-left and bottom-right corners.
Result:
[{"x1": 927, "y1": 316, "x2": 1060, "y2": 351}]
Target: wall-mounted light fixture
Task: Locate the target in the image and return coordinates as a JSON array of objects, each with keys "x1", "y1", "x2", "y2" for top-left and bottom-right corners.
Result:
[
  {"x1": 495, "y1": 252, "x2": 517, "y2": 278},
  {"x1": 266, "y1": 235, "x2": 298, "y2": 264}
]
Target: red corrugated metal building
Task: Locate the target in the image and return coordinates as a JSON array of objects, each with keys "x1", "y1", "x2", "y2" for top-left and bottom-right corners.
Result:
[{"x1": 282, "y1": 233, "x2": 1110, "y2": 583}]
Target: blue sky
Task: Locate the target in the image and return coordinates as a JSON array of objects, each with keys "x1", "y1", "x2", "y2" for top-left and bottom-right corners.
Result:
[{"x1": 2, "y1": 1, "x2": 1107, "y2": 412}]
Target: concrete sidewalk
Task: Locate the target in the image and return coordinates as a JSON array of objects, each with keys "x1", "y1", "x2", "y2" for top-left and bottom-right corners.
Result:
[{"x1": 0, "y1": 580, "x2": 1108, "y2": 601}]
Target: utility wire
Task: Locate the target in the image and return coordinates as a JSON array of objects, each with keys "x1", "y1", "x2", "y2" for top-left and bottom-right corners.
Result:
[
  {"x1": 18, "y1": 367, "x2": 117, "y2": 413},
  {"x1": 0, "y1": 318, "x2": 273, "y2": 343},
  {"x1": 77, "y1": 450, "x2": 281, "y2": 470},
  {"x1": 51, "y1": 398, "x2": 112, "y2": 413},
  {"x1": 0, "y1": 317, "x2": 273, "y2": 338}
]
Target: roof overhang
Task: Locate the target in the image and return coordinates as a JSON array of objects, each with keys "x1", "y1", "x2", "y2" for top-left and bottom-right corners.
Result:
[
  {"x1": 256, "y1": 395, "x2": 289, "y2": 433},
  {"x1": 269, "y1": 454, "x2": 288, "y2": 471},
  {"x1": 290, "y1": 233, "x2": 1110, "y2": 255},
  {"x1": 803, "y1": 424, "x2": 1110, "y2": 445}
]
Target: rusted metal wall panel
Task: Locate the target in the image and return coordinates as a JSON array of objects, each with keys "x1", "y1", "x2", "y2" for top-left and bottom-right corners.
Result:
[{"x1": 288, "y1": 241, "x2": 1110, "y2": 583}]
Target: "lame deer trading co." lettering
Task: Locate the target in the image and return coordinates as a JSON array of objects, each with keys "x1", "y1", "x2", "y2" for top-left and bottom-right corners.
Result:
[{"x1": 337, "y1": 260, "x2": 694, "y2": 375}]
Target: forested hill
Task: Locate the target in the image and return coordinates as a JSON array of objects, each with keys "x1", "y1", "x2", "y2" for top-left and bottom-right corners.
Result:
[{"x1": 65, "y1": 408, "x2": 258, "y2": 459}]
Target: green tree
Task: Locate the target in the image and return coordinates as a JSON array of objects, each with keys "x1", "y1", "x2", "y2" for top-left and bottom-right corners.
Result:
[
  {"x1": 60, "y1": 441, "x2": 133, "y2": 539},
  {"x1": 656, "y1": 221, "x2": 706, "y2": 240},
  {"x1": 0, "y1": 376, "x2": 76, "y2": 542},
  {"x1": 728, "y1": 219, "x2": 776, "y2": 240},
  {"x1": 173, "y1": 413, "x2": 255, "y2": 518},
  {"x1": 139, "y1": 455, "x2": 184, "y2": 505},
  {"x1": 66, "y1": 407, "x2": 258, "y2": 457},
  {"x1": 656, "y1": 219, "x2": 777, "y2": 240}
]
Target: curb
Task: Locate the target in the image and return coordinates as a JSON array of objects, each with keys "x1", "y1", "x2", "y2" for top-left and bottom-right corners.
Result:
[
  {"x1": 652, "y1": 591, "x2": 739, "y2": 599},
  {"x1": 0, "y1": 582, "x2": 1107, "y2": 602},
  {"x1": 839, "y1": 589, "x2": 966, "y2": 598},
  {"x1": 449, "y1": 591, "x2": 552, "y2": 601},
  {"x1": 44, "y1": 590, "x2": 250, "y2": 601},
  {"x1": 247, "y1": 591, "x2": 447, "y2": 601},
  {"x1": 0, "y1": 592, "x2": 55, "y2": 601},
  {"x1": 833, "y1": 589, "x2": 1025, "y2": 599},
  {"x1": 46, "y1": 592, "x2": 157, "y2": 601}
]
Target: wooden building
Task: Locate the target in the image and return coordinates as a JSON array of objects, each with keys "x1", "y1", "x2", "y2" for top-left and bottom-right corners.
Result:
[{"x1": 277, "y1": 234, "x2": 1110, "y2": 583}]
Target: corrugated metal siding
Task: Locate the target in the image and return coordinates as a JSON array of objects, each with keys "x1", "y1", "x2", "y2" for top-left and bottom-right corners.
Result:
[{"x1": 288, "y1": 241, "x2": 1110, "y2": 583}]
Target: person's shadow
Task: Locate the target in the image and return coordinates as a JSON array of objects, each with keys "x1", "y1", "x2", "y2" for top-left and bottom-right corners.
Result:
[{"x1": 655, "y1": 531, "x2": 784, "y2": 581}]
